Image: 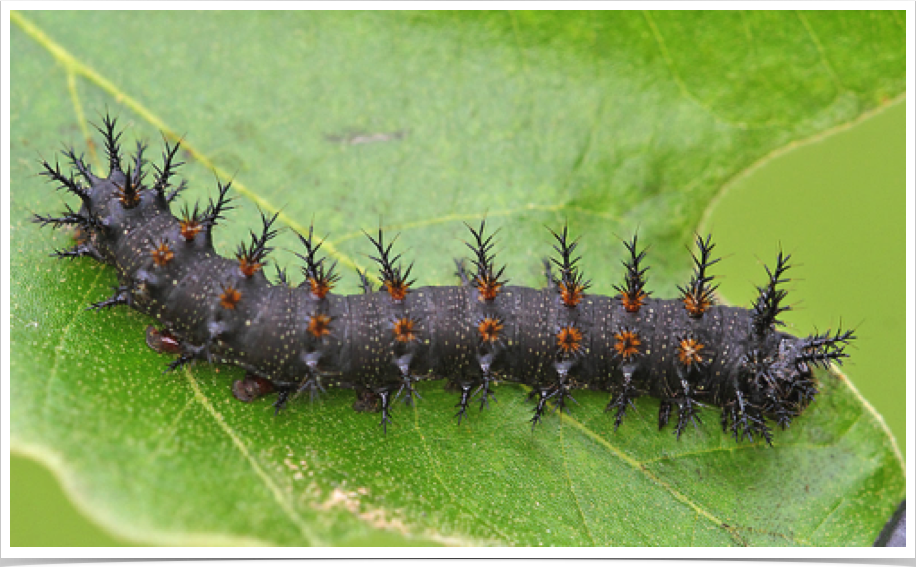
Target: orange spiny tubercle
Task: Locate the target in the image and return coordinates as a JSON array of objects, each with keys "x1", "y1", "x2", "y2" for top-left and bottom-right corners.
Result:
[
  {"x1": 393, "y1": 317, "x2": 417, "y2": 343},
  {"x1": 679, "y1": 234, "x2": 720, "y2": 318},
  {"x1": 219, "y1": 283, "x2": 242, "y2": 310},
  {"x1": 297, "y1": 224, "x2": 340, "y2": 299},
  {"x1": 150, "y1": 240, "x2": 174, "y2": 267},
  {"x1": 465, "y1": 221, "x2": 507, "y2": 302},
  {"x1": 308, "y1": 313, "x2": 333, "y2": 338},
  {"x1": 477, "y1": 316, "x2": 504, "y2": 344},
  {"x1": 365, "y1": 228, "x2": 414, "y2": 301},
  {"x1": 678, "y1": 337, "x2": 705, "y2": 366},
  {"x1": 556, "y1": 325, "x2": 584, "y2": 355},
  {"x1": 614, "y1": 329, "x2": 641, "y2": 361},
  {"x1": 548, "y1": 224, "x2": 590, "y2": 308},
  {"x1": 615, "y1": 234, "x2": 651, "y2": 313},
  {"x1": 235, "y1": 210, "x2": 280, "y2": 278}
]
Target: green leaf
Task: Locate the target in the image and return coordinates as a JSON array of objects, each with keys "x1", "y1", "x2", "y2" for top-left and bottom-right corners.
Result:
[{"x1": 11, "y1": 10, "x2": 904, "y2": 546}]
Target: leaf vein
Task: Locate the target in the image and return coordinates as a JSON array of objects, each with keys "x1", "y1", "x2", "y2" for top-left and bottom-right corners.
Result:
[
  {"x1": 642, "y1": 11, "x2": 749, "y2": 131},
  {"x1": 12, "y1": 10, "x2": 368, "y2": 281},
  {"x1": 796, "y1": 11, "x2": 846, "y2": 94},
  {"x1": 183, "y1": 369, "x2": 326, "y2": 545},
  {"x1": 558, "y1": 421, "x2": 597, "y2": 545},
  {"x1": 558, "y1": 411, "x2": 749, "y2": 546},
  {"x1": 42, "y1": 265, "x2": 108, "y2": 421}
]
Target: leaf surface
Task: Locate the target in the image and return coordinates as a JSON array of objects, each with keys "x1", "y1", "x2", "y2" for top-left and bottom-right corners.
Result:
[{"x1": 10, "y1": 10, "x2": 905, "y2": 546}]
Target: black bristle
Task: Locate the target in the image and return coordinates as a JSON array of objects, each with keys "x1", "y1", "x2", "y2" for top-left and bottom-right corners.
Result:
[
  {"x1": 607, "y1": 370, "x2": 637, "y2": 430},
  {"x1": 32, "y1": 203, "x2": 107, "y2": 233},
  {"x1": 167, "y1": 179, "x2": 189, "y2": 204},
  {"x1": 296, "y1": 224, "x2": 340, "y2": 296},
  {"x1": 117, "y1": 164, "x2": 142, "y2": 208},
  {"x1": 795, "y1": 328, "x2": 856, "y2": 368},
  {"x1": 752, "y1": 250, "x2": 792, "y2": 336},
  {"x1": 364, "y1": 228, "x2": 414, "y2": 296},
  {"x1": 201, "y1": 179, "x2": 235, "y2": 230},
  {"x1": 464, "y1": 220, "x2": 507, "y2": 296},
  {"x1": 454, "y1": 384, "x2": 473, "y2": 425},
  {"x1": 63, "y1": 148, "x2": 99, "y2": 185},
  {"x1": 678, "y1": 233, "x2": 721, "y2": 317},
  {"x1": 51, "y1": 244, "x2": 87, "y2": 259},
  {"x1": 178, "y1": 201, "x2": 203, "y2": 227},
  {"x1": 614, "y1": 233, "x2": 651, "y2": 311},
  {"x1": 235, "y1": 211, "x2": 280, "y2": 271},
  {"x1": 453, "y1": 257, "x2": 472, "y2": 286},
  {"x1": 131, "y1": 140, "x2": 148, "y2": 186},
  {"x1": 40, "y1": 159, "x2": 89, "y2": 203},
  {"x1": 153, "y1": 137, "x2": 184, "y2": 202},
  {"x1": 357, "y1": 269, "x2": 374, "y2": 294},
  {"x1": 88, "y1": 285, "x2": 131, "y2": 310},
  {"x1": 548, "y1": 224, "x2": 591, "y2": 305},
  {"x1": 673, "y1": 395, "x2": 702, "y2": 440},
  {"x1": 530, "y1": 387, "x2": 553, "y2": 429},
  {"x1": 98, "y1": 114, "x2": 123, "y2": 175},
  {"x1": 378, "y1": 390, "x2": 393, "y2": 433},
  {"x1": 274, "y1": 265, "x2": 290, "y2": 286}
]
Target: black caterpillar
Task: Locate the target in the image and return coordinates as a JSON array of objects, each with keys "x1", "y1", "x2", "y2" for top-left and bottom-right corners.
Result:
[{"x1": 34, "y1": 116, "x2": 855, "y2": 445}]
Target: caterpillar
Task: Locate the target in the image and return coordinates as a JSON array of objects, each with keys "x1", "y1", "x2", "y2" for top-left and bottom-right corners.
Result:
[{"x1": 34, "y1": 115, "x2": 854, "y2": 445}]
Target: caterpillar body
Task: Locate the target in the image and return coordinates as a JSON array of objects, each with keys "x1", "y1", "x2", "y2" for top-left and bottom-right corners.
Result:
[{"x1": 34, "y1": 116, "x2": 854, "y2": 445}]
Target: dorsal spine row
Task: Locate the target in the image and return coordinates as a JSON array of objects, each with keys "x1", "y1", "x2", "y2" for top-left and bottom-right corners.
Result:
[{"x1": 34, "y1": 117, "x2": 855, "y2": 445}]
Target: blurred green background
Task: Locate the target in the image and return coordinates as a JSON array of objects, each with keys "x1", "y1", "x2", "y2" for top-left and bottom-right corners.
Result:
[
  {"x1": 707, "y1": 99, "x2": 906, "y2": 461},
  {"x1": 12, "y1": 95, "x2": 905, "y2": 548}
]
